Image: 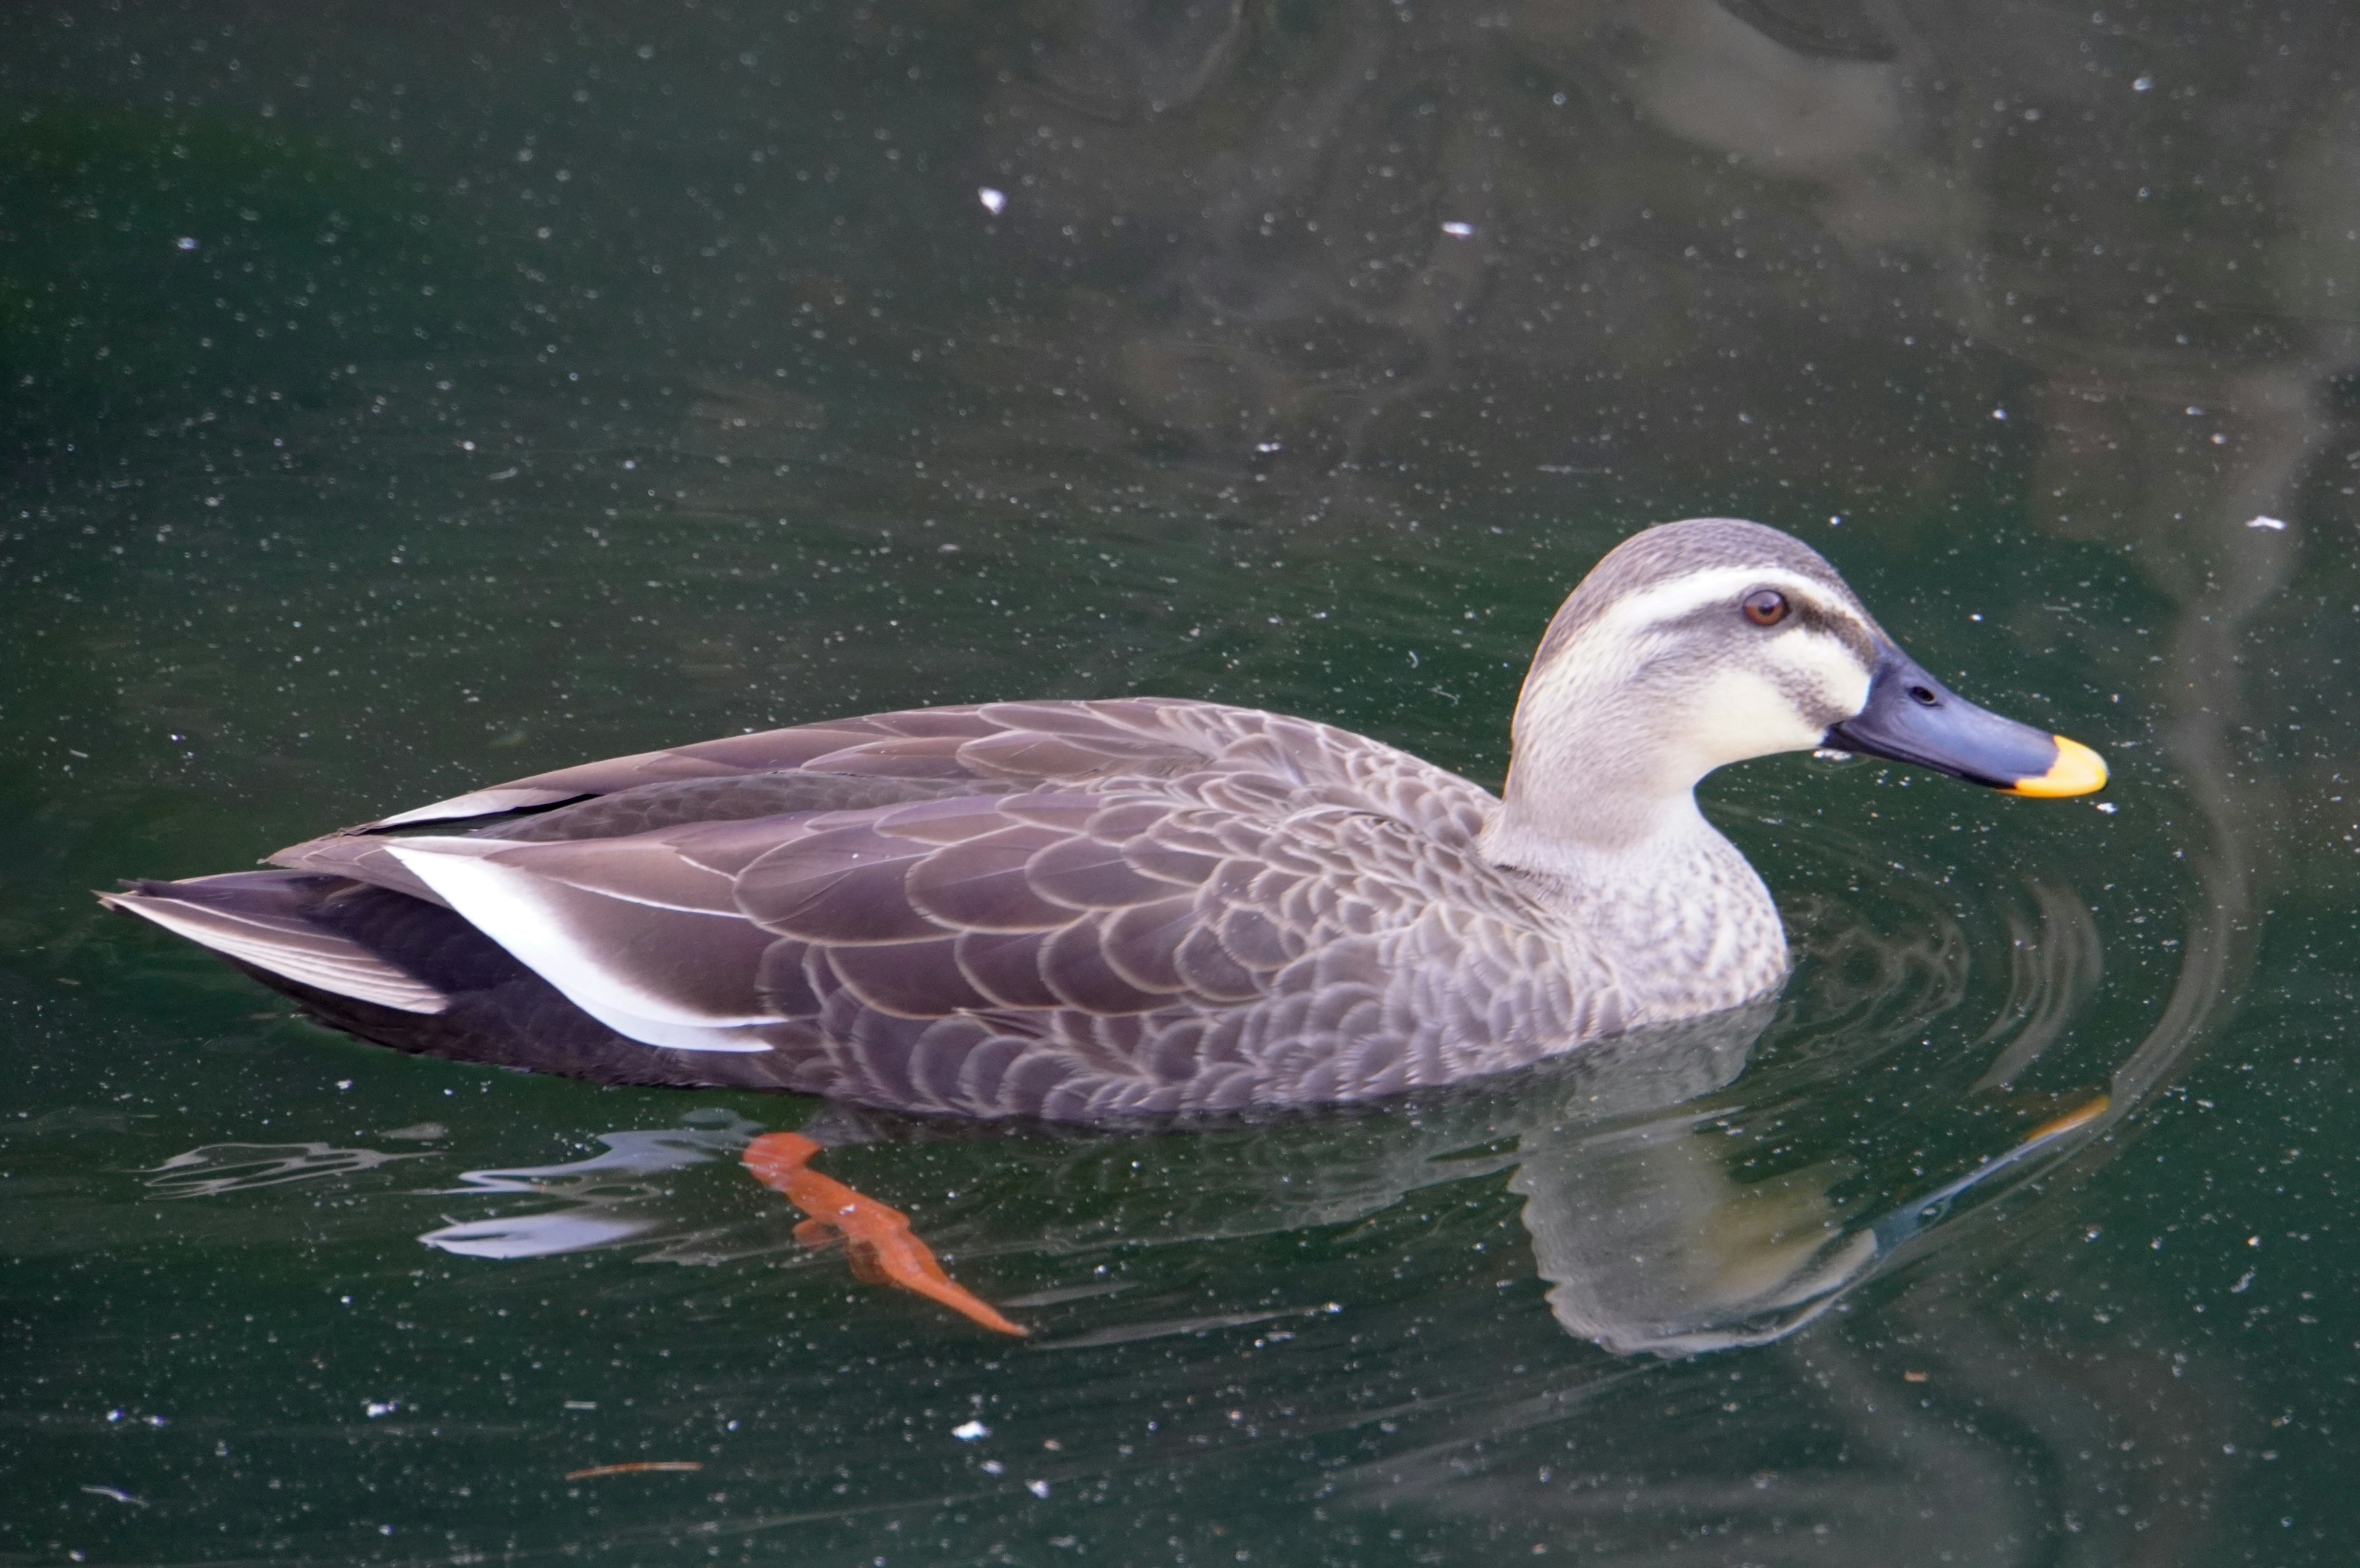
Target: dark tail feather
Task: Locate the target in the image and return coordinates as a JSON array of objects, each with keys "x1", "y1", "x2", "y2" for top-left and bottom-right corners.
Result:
[{"x1": 102, "y1": 872, "x2": 451, "y2": 1013}]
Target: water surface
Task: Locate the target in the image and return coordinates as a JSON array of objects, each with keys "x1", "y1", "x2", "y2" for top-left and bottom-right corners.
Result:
[{"x1": 6, "y1": 3, "x2": 2359, "y2": 1564}]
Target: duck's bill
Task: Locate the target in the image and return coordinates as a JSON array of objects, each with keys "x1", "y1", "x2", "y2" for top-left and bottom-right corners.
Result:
[{"x1": 1822, "y1": 646, "x2": 2107, "y2": 798}]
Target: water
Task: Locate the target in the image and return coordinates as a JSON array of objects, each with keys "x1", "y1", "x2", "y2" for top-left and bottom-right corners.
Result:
[{"x1": 4, "y1": 2, "x2": 2358, "y2": 1562}]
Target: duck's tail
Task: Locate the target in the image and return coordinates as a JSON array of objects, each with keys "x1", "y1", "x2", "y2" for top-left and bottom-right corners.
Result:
[
  {"x1": 99, "y1": 871, "x2": 770, "y2": 1088},
  {"x1": 100, "y1": 872, "x2": 453, "y2": 1014}
]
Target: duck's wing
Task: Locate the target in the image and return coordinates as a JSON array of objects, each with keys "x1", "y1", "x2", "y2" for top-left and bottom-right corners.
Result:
[
  {"x1": 264, "y1": 699, "x2": 1224, "y2": 902},
  {"x1": 342, "y1": 699, "x2": 1249, "y2": 830},
  {"x1": 269, "y1": 697, "x2": 1494, "y2": 892},
  {"x1": 244, "y1": 699, "x2": 1516, "y2": 1115}
]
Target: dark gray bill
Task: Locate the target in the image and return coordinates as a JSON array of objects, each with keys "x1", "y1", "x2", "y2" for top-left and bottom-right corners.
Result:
[{"x1": 1823, "y1": 645, "x2": 2107, "y2": 798}]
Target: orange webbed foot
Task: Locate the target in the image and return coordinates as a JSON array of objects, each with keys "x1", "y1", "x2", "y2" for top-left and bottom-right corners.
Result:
[{"x1": 743, "y1": 1131, "x2": 1026, "y2": 1337}]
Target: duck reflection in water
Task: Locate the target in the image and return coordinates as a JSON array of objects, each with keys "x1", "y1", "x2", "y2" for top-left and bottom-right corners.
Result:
[
  {"x1": 410, "y1": 1005, "x2": 2103, "y2": 1356},
  {"x1": 108, "y1": 520, "x2": 2106, "y2": 1338}
]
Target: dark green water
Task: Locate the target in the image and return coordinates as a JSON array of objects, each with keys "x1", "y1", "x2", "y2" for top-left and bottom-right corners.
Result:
[{"x1": 6, "y1": 4, "x2": 2360, "y2": 1563}]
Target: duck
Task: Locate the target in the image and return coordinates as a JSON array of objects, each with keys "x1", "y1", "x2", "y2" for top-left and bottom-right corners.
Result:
[{"x1": 103, "y1": 517, "x2": 2104, "y2": 1332}]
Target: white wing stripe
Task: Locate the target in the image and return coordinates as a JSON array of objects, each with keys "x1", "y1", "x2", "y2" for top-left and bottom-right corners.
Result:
[{"x1": 384, "y1": 842, "x2": 783, "y2": 1053}]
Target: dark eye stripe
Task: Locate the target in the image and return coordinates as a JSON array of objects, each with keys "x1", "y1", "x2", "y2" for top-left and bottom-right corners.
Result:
[{"x1": 1648, "y1": 587, "x2": 1878, "y2": 665}]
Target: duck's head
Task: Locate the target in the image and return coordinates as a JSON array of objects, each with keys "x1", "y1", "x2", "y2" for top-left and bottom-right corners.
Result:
[{"x1": 1491, "y1": 518, "x2": 2106, "y2": 858}]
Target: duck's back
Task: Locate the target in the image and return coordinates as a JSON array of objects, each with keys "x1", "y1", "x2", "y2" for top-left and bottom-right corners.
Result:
[{"x1": 111, "y1": 699, "x2": 1625, "y2": 1118}]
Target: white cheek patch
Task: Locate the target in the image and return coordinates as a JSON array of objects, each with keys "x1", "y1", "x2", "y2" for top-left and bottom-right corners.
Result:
[
  {"x1": 1774, "y1": 627, "x2": 1874, "y2": 721},
  {"x1": 1677, "y1": 667, "x2": 1830, "y2": 770},
  {"x1": 1673, "y1": 632, "x2": 1872, "y2": 773}
]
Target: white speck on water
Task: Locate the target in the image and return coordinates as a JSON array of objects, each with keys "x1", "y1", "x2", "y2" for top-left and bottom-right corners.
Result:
[
  {"x1": 175, "y1": 236, "x2": 198, "y2": 251},
  {"x1": 564, "y1": 1400, "x2": 597, "y2": 1410},
  {"x1": 981, "y1": 1460, "x2": 1005, "y2": 1475},
  {"x1": 2248, "y1": 515, "x2": 2287, "y2": 530},
  {"x1": 2133, "y1": 74, "x2": 2155, "y2": 91},
  {"x1": 80, "y1": 1486, "x2": 148, "y2": 1507},
  {"x1": 1256, "y1": 441, "x2": 1282, "y2": 453},
  {"x1": 1026, "y1": 1479, "x2": 1052, "y2": 1499},
  {"x1": 978, "y1": 187, "x2": 1007, "y2": 215},
  {"x1": 2232, "y1": 1271, "x2": 2255, "y2": 1293},
  {"x1": 1440, "y1": 221, "x2": 1474, "y2": 237},
  {"x1": 953, "y1": 1420, "x2": 990, "y2": 1441},
  {"x1": 1991, "y1": 407, "x2": 2008, "y2": 420},
  {"x1": 364, "y1": 1400, "x2": 399, "y2": 1417},
  {"x1": 2096, "y1": 802, "x2": 2118, "y2": 814}
]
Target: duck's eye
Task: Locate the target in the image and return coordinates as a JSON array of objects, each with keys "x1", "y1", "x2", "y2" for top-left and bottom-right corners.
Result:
[{"x1": 1741, "y1": 590, "x2": 1789, "y2": 627}]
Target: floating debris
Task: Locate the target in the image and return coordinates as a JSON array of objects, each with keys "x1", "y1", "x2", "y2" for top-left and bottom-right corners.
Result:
[
  {"x1": 378, "y1": 1123, "x2": 446, "y2": 1142},
  {"x1": 565, "y1": 1461, "x2": 702, "y2": 1480}
]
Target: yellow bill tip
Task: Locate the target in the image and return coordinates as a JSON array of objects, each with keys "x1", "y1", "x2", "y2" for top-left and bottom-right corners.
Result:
[{"x1": 2006, "y1": 734, "x2": 2107, "y2": 798}]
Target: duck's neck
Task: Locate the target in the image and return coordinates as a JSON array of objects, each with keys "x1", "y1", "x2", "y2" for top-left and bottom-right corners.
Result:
[{"x1": 1476, "y1": 684, "x2": 1789, "y2": 1020}]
